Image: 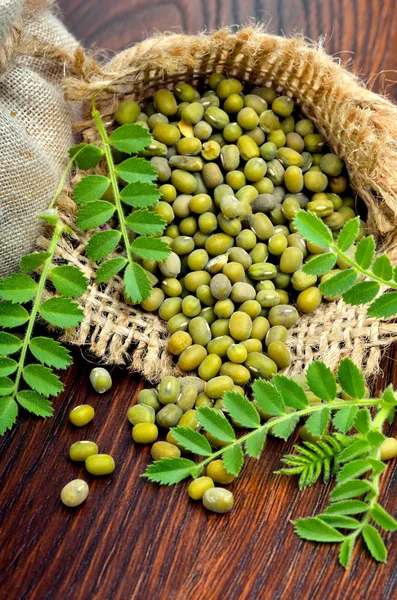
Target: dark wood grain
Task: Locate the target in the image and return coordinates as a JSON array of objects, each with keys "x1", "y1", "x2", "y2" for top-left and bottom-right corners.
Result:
[{"x1": 1, "y1": 1, "x2": 397, "y2": 598}]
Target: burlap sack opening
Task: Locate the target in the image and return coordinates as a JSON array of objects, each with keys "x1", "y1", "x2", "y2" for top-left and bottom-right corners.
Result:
[{"x1": 37, "y1": 27, "x2": 397, "y2": 382}]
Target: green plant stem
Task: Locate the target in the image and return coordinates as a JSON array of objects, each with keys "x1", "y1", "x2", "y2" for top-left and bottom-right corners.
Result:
[
  {"x1": 12, "y1": 223, "x2": 64, "y2": 398},
  {"x1": 92, "y1": 106, "x2": 133, "y2": 264},
  {"x1": 330, "y1": 241, "x2": 397, "y2": 289},
  {"x1": 194, "y1": 398, "x2": 383, "y2": 473}
]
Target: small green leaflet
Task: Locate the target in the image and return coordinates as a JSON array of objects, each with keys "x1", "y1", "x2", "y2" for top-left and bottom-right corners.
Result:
[
  {"x1": 23, "y1": 364, "x2": 63, "y2": 397},
  {"x1": 38, "y1": 209, "x2": 58, "y2": 226},
  {"x1": 73, "y1": 175, "x2": 110, "y2": 205},
  {"x1": 125, "y1": 210, "x2": 166, "y2": 236},
  {"x1": 337, "y1": 459, "x2": 373, "y2": 484},
  {"x1": 29, "y1": 337, "x2": 72, "y2": 369},
  {"x1": 333, "y1": 406, "x2": 358, "y2": 434},
  {"x1": 143, "y1": 457, "x2": 196, "y2": 485},
  {"x1": 339, "y1": 537, "x2": 355, "y2": 569},
  {"x1": 17, "y1": 390, "x2": 53, "y2": 417},
  {"x1": 319, "y1": 514, "x2": 360, "y2": 529},
  {"x1": 120, "y1": 182, "x2": 161, "y2": 208},
  {"x1": 0, "y1": 302, "x2": 29, "y2": 328},
  {"x1": 337, "y1": 358, "x2": 366, "y2": 399},
  {"x1": 223, "y1": 444, "x2": 244, "y2": 476},
  {"x1": 371, "y1": 503, "x2": 397, "y2": 531},
  {"x1": 86, "y1": 230, "x2": 122, "y2": 262},
  {"x1": 394, "y1": 265, "x2": 397, "y2": 283},
  {"x1": 355, "y1": 236, "x2": 375, "y2": 269},
  {"x1": 272, "y1": 375, "x2": 308, "y2": 409},
  {"x1": 342, "y1": 281, "x2": 380, "y2": 306},
  {"x1": 367, "y1": 430, "x2": 386, "y2": 448},
  {"x1": 294, "y1": 517, "x2": 344, "y2": 542},
  {"x1": 245, "y1": 428, "x2": 267, "y2": 459},
  {"x1": 131, "y1": 237, "x2": 171, "y2": 262},
  {"x1": 367, "y1": 459, "x2": 386, "y2": 476},
  {"x1": 96, "y1": 257, "x2": 128, "y2": 284},
  {"x1": 306, "y1": 407, "x2": 331, "y2": 437},
  {"x1": 39, "y1": 297, "x2": 84, "y2": 328},
  {"x1": 331, "y1": 479, "x2": 373, "y2": 501},
  {"x1": 270, "y1": 414, "x2": 300, "y2": 440},
  {"x1": 251, "y1": 379, "x2": 285, "y2": 416},
  {"x1": 0, "y1": 332, "x2": 22, "y2": 355},
  {"x1": 20, "y1": 252, "x2": 50, "y2": 273},
  {"x1": 372, "y1": 255, "x2": 393, "y2": 281},
  {"x1": 339, "y1": 440, "x2": 371, "y2": 463},
  {"x1": 109, "y1": 123, "x2": 152, "y2": 154},
  {"x1": 354, "y1": 409, "x2": 371, "y2": 434},
  {"x1": 0, "y1": 396, "x2": 18, "y2": 435},
  {"x1": 196, "y1": 407, "x2": 235, "y2": 443},
  {"x1": 0, "y1": 357, "x2": 18, "y2": 377},
  {"x1": 171, "y1": 426, "x2": 212, "y2": 455},
  {"x1": 0, "y1": 273, "x2": 37, "y2": 304},
  {"x1": 382, "y1": 385, "x2": 397, "y2": 407},
  {"x1": 362, "y1": 524, "x2": 387, "y2": 563},
  {"x1": 124, "y1": 262, "x2": 152, "y2": 304},
  {"x1": 294, "y1": 210, "x2": 333, "y2": 248},
  {"x1": 117, "y1": 157, "x2": 157, "y2": 184},
  {"x1": 68, "y1": 143, "x2": 104, "y2": 170},
  {"x1": 223, "y1": 390, "x2": 260, "y2": 428},
  {"x1": 50, "y1": 265, "x2": 88, "y2": 298},
  {"x1": 367, "y1": 292, "x2": 397, "y2": 319},
  {"x1": 306, "y1": 361, "x2": 336, "y2": 401},
  {"x1": 302, "y1": 253, "x2": 336, "y2": 276},
  {"x1": 76, "y1": 200, "x2": 116, "y2": 230},
  {"x1": 319, "y1": 269, "x2": 357, "y2": 297},
  {"x1": 0, "y1": 377, "x2": 14, "y2": 396},
  {"x1": 326, "y1": 500, "x2": 369, "y2": 515},
  {"x1": 337, "y1": 217, "x2": 360, "y2": 251}
]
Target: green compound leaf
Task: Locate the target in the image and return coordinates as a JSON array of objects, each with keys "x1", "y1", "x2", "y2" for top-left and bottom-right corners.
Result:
[
  {"x1": 22, "y1": 364, "x2": 63, "y2": 397},
  {"x1": 270, "y1": 413, "x2": 300, "y2": 440},
  {"x1": 339, "y1": 537, "x2": 355, "y2": 569},
  {"x1": 337, "y1": 459, "x2": 373, "y2": 484},
  {"x1": 0, "y1": 396, "x2": 18, "y2": 435},
  {"x1": 372, "y1": 255, "x2": 393, "y2": 281},
  {"x1": 294, "y1": 517, "x2": 344, "y2": 543},
  {"x1": 0, "y1": 302, "x2": 29, "y2": 328},
  {"x1": 371, "y1": 503, "x2": 397, "y2": 531},
  {"x1": 294, "y1": 210, "x2": 333, "y2": 248},
  {"x1": 331, "y1": 479, "x2": 373, "y2": 502},
  {"x1": 126, "y1": 210, "x2": 166, "y2": 236},
  {"x1": 367, "y1": 292, "x2": 397, "y2": 319},
  {"x1": 39, "y1": 297, "x2": 84, "y2": 328},
  {"x1": 50, "y1": 265, "x2": 88, "y2": 298},
  {"x1": 245, "y1": 428, "x2": 267, "y2": 459},
  {"x1": 362, "y1": 524, "x2": 387, "y2": 563},
  {"x1": 171, "y1": 426, "x2": 212, "y2": 456},
  {"x1": 73, "y1": 175, "x2": 110, "y2": 205},
  {"x1": 223, "y1": 390, "x2": 260, "y2": 428},
  {"x1": 319, "y1": 269, "x2": 357, "y2": 298},
  {"x1": 302, "y1": 252, "x2": 336, "y2": 276},
  {"x1": 337, "y1": 358, "x2": 366, "y2": 400},
  {"x1": 124, "y1": 262, "x2": 152, "y2": 304},
  {"x1": 196, "y1": 407, "x2": 235, "y2": 443},
  {"x1": 272, "y1": 375, "x2": 308, "y2": 409},
  {"x1": 305, "y1": 407, "x2": 331, "y2": 437},
  {"x1": 109, "y1": 123, "x2": 152, "y2": 154},
  {"x1": 337, "y1": 217, "x2": 360, "y2": 251},
  {"x1": 86, "y1": 230, "x2": 122, "y2": 262},
  {"x1": 223, "y1": 444, "x2": 244, "y2": 476},
  {"x1": 355, "y1": 236, "x2": 375, "y2": 269},
  {"x1": 143, "y1": 457, "x2": 196, "y2": 485},
  {"x1": 76, "y1": 200, "x2": 116, "y2": 230},
  {"x1": 17, "y1": 390, "x2": 53, "y2": 417},
  {"x1": 120, "y1": 182, "x2": 161, "y2": 208},
  {"x1": 342, "y1": 281, "x2": 380, "y2": 306},
  {"x1": 0, "y1": 273, "x2": 37, "y2": 304},
  {"x1": 131, "y1": 237, "x2": 171, "y2": 262},
  {"x1": 0, "y1": 332, "x2": 22, "y2": 355},
  {"x1": 0, "y1": 357, "x2": 18, "y2": 377},
  {"x1": 252, "y1": 379, "x2": 285, "y2": 416},
  {"x1": 68, "y1": 143, "x2": 104, "y2": 170},
  {"x1": 20, "y1": 252, "x2": 50, "y2": 273},
  {"x1": 333, "y1": 406, "x2": 358, "y2": 434},
  {"x1": 0, "y1": 377, "x2": 14, "y2": 397},
  {"x1": 325, "y1": 500, "x2": 369, "y2": 515},
  {"x1": 96, "y1": 257, "x2": 128, "y2": 284},
  {"x1": 29, "y1": 337, "x2": 72, "y2": 369},
  {"x1": 319, "y1": 514, "x2": 360, "y2": 529},
  {"x1": 339, "y1": 440, "x2": 371, "y2": 463},
  {"x1": 117, "y1": 157, "x2": 158, "y2": 184},
  {"x1": 354, "y1": 409, "x2": 371, "y2": 434},
  {"x1": 306, "y1": 361, "x2": 337, "y2": 401}
]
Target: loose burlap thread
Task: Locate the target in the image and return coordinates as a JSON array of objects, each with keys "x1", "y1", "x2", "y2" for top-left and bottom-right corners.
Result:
[{"x1": 33, "y1": 26, "x2": 397, "y2": 383}]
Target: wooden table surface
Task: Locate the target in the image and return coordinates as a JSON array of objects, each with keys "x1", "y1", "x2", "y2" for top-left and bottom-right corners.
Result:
[{"x1": 1, "y1": 1, "x2": 397, "y2": 599}]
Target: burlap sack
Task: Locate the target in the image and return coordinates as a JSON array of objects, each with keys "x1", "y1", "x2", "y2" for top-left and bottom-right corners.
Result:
[
  {"x1": 34, "y1": 27, "x2": 397, "y2": 382},
  {"x1": 0, "y1": 0, "x2": 76, "y2": 277}
]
